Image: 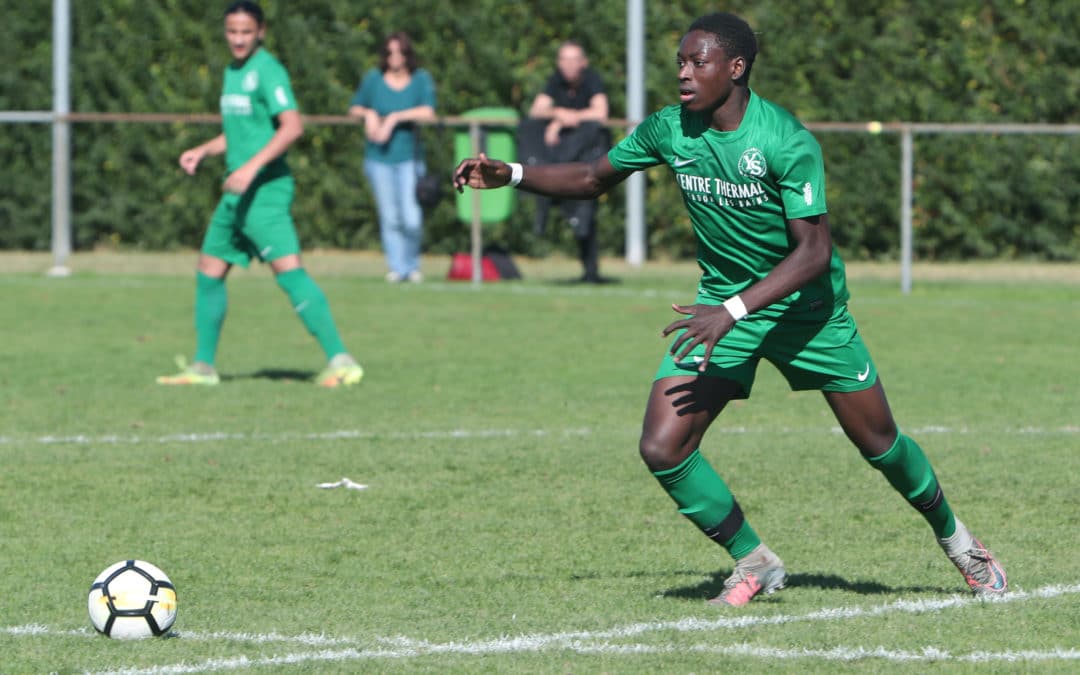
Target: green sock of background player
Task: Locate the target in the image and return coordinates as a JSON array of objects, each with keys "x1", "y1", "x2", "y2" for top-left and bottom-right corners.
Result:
[
  {"x1": 274, "y1": 268, "x2": 347, "y2": 360},
  {"x1": 193, "y1": 271, "x2": 227, "y2": 366}
]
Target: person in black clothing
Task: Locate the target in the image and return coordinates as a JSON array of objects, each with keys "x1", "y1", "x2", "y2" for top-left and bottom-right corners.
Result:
[{"x1": 520, "y1": 40, "x2": 611, "y2": 283}]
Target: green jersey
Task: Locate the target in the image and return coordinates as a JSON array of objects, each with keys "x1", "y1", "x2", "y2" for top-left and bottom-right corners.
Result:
[
  {"x1": 609, "y1": 91, "x2": 849, "y2": 319},
  {"x1": 219, "y1": 47, "x2": 296, "y2": 177}
]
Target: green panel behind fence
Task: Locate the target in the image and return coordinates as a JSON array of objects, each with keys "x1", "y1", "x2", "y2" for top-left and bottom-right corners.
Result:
[{"x1": 453, "y1": 107, "x2": 519, "y2": 224}]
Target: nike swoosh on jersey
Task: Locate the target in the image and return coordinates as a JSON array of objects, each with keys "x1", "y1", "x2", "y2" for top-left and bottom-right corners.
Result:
[{"x1": 672, "y1": 157, "x2": 698, "y2": 168}]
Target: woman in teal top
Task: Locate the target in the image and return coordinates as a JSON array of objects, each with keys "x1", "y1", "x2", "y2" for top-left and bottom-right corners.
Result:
[
  {"x1": 158, "y1": 1, "x2": 363, "y2": 388},
  {"x1": 348, "y1": 32, "x2": 437, "y2": 283}
]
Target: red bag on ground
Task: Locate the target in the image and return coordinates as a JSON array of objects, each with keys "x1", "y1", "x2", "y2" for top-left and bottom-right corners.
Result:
[{"x1": 447, "y1": 252, "x2": 501, "y2": 281}]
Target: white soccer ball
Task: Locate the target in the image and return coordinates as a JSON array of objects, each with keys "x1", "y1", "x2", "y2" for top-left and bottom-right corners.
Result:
[{"x1": 88, "y1": 560, "x2": 177, "y2": 639}]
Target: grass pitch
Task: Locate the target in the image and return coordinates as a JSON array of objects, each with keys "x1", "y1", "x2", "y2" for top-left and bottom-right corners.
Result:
[{"x1": 2, "y1": 252, "x2": 1078, "y2": 673}]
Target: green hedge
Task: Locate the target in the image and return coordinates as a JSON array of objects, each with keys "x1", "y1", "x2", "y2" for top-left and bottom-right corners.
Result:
[{"x1": 3, "y1": 1, "x2": 1079, "y2": 260}]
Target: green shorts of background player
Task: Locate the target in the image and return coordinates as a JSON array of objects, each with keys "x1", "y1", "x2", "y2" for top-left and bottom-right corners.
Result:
[
  {"x1": 454, "y1": 11, "x2": 1007, "y2": 609},
  {"x1": 157, "y1": 1, "x2": 361, "y2": 388}
]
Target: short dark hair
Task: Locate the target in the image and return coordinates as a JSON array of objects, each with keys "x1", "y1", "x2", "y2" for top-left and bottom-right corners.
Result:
[
  {"x1": 379, "y1": 32, "x2": 419, "y2": 74},
  {"x1": 688, "y1": 13, "x2": 757, "y2": 84},
  {"x1": 224, "y1": 1, "x2": 264, "y2": 25}
]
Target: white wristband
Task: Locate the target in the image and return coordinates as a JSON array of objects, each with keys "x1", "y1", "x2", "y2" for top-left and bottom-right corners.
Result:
[
  {"x1": 507, "y1": 162, "x2": 524, "y2": 187},
  {"x1": 722, "y1": 295, "x2": 749, "y2": 321}
]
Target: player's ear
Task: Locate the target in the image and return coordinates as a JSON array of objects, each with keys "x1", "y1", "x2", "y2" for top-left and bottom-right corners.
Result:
[{"x1": 730, "y1": 56, "x2": 746, "y2": 82}]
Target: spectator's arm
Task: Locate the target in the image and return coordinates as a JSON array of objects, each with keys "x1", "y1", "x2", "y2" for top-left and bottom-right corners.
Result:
[
  {"x1": 553, "y1": 92, "x2": 609, "y2": 127},
  {"x1": 529, "y1": 93, "x2": 557, "y2": 118},
  {"x1": 386, "y1": 105, "x2": 437, "y2": 125}
]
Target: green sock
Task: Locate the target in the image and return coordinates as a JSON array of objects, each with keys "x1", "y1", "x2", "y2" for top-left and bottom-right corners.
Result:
[
  {"x1": 194, "y1": 272, "x2": 227, "y2": 366},
  {"x1": 866, "y1": 433, "x2": 956, "y2": 538},
  {"x1": 653, "y1": 449, "x2": 761, "y2": 559},
  {"x1": 275, "y1": 268, "x2": 347, "y2": 360}
]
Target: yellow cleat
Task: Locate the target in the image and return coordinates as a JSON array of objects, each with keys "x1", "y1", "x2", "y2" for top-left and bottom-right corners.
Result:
[
  {"x1": 156, "y1": 356, "x2": 220, "y2": 386},
  {"x1": 316, "y1": 354, "x2": 364, "y2": 388}
]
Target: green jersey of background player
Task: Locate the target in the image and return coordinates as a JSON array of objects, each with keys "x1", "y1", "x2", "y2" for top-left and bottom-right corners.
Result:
[
  {"x1": 157, "y1": 0, "x2": 362, "y2": 388},
  {"x1": 454, "y1": 12, "x2": 1006, "y2": 606}
]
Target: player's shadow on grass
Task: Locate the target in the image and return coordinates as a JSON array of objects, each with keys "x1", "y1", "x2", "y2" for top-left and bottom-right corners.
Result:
[
  {"x1": 221, "y1": 368, "x2": 315, "y2": 383},
  {"x1": 661, "y1": 570, "x2": 946, "y2": 601},
  {"x1": 549, "y1": 275, "x2": 621, "y2": 286}
]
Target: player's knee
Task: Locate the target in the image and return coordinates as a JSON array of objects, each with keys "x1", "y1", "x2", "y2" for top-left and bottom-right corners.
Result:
[
  {"x1": 638, "y1": 432, "x2": 686, "y2": 472},
  {"x1": 854, "y1": 427, "x2": 900, "y2": 459}
]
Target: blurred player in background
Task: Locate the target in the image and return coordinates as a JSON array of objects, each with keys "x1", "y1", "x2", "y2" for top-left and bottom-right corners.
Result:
[
  {"x1": 157, "y1": 1, "x2": 363, "y2": 388},
  {"x1": 455, "y1": 12, "x2": 1007, "y2": 606}
]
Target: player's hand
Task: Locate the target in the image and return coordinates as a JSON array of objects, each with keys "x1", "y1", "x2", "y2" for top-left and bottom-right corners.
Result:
[
  {"x1": 453, "y1": 153, "x2": 511, "y2": 192},
  {"x1": 223, "y1": 164, "x2": 257, "y2": 194},
  {"x1": 179, "y1": 148, "x2": 204, "y2": 175},
  {"x1": 662, "y1": 303, "x2": 736, "y2": 372}
]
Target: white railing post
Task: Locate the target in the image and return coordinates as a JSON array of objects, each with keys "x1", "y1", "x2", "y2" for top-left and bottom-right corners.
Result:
[
  {"x1": 624, "y1": 0, "x2": 646, "y2": 265},
  {"x1": 48, "y1": 0, "x2": 72, "y2": 277},
  {"x1": 900, "y1": 126, "x2": 914, "y2": 294}
]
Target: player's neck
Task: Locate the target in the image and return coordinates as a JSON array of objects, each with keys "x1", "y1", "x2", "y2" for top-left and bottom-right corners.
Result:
[
  {"x1": 232, "y1": 45, "x2": 261, "y2": 68},
  {"x1": 709, "y1": 88, "x2": 749, "y2": 132}
]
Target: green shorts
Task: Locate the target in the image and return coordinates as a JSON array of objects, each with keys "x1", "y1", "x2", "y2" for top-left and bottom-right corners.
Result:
[
  {"x1": 201, "y1": 175, "x2": 300, "y2": 268},
  {"x1": 655, "y1": 304, "x2": 877, "y2": 398}
]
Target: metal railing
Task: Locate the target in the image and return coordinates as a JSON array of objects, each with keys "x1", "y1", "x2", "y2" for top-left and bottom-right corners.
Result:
[{"x1": 4, "y1": 110, "x2": 1080, "y2": 290}]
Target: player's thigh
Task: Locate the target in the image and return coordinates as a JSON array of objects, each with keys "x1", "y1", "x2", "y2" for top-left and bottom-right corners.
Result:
[
  {"x1": 239, "y1": 177, "x2": 301, "y2": 263},
  {"x1": 766, "y1": 310, "x2": 878, "y2": 394},
  {"x1": 823, "y1": 381, "x2": 898, "y2": 457},
  {"x1": 654, "y1": 318, "x2": 763, "y2": 396},
  {"x1": 201, "y1": 194, "x2": 255, "y2": 268},
  {"x1": 643, "y1": 349, "x2": 752, "y2": 471}
]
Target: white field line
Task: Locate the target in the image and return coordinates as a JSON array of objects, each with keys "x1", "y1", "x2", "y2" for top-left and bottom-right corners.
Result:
[
  {"x1": 1, "y1": 424, "x2": 1078, "y2": 448},
  {"x1": 1, "y1": 583, "x2": 1073, "y2": 673}
]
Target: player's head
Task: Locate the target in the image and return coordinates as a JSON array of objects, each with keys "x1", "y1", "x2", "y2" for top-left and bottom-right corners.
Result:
[
  {"x1": 555, "y1": 40, "x2": 589, "y2": 85},
  {"x1": 224, "y1": 1, "x2": 264, "y2": 26},
  {"x1": 678, "y1": 13, "x2": 756, "y2": 113},
  {"x1": 223, "y1": 1, "x2": 265, "y2": 62},
  {"x1": 687, "y1": 13, "x2": 757, "y2": 85},
  {"x1": 379, "y1": 32, "x2": 419, "y2": 74}
]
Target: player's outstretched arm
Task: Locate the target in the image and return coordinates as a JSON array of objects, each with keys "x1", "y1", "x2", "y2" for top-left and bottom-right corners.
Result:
[{"x1": 453, "y1": 153, "x2": 630, "y2": 200}]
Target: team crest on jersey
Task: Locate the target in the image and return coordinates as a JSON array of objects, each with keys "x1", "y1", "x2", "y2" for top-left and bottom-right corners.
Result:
[
  {"x1": 738, "y1": 148, "x2": 767, "y2": 178},
  {"x1": 242, "y1": 71, "x2": 259, "y2": 92}
]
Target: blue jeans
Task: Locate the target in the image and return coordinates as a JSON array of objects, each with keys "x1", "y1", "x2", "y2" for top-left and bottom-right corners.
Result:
[{"x1": 363, "y1": 158, "x2": 424, "y2": 277}]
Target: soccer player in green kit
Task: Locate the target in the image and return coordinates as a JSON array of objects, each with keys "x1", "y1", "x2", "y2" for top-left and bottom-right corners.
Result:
[
  {"x1": 454, "y1": 12, "x2": 1007, "y2": 606},
  {"x1": 157, "y1": 1, "x2": 363, "y2": 387}
]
